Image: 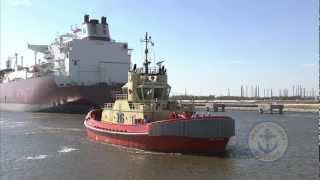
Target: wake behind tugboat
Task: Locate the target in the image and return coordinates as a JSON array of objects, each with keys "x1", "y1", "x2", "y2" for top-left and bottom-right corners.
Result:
[{"x1": 84, "y1": 33, "x2": 235, "y2": 154}]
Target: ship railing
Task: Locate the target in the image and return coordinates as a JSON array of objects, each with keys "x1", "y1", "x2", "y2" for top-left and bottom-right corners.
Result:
[
  {"x1": 134, "y1": 67, "x2": 165, "y2": 75},
  {"x1": 128, "y1": 103, "x2": 145, "y2": 111},
  {"x1": 115, "y1": 94, "x2": 128, "y2": 100},
  {"x1": 104, "y1": 103, "x2": 113, "y2": 109},
  {"x1": 128, "y1": 102, "x2": 159, "y2": 111}
]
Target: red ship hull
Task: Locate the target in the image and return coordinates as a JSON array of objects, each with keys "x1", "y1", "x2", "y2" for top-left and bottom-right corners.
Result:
[
  {"x1": 0, "y1": 76, "x2": 122, "y2": 113},
  {"x1": 84, "y1": 110, "x2": 234, "y2": 154}
]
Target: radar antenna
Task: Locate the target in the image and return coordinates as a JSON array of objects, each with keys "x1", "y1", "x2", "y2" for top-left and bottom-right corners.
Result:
[
  {"x1": 141, "y1": 32, "x2": 154, "y2": 74},
  {"x1": 156, "y1": 60, "x2": 164, "y2": 67}
]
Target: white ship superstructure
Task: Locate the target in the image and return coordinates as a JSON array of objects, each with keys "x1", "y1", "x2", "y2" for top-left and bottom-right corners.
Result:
[
  {"x1": 0, "y1": 15, "x2": 132, "y2": 113},
  {"x1": 2, "y1": 14, "x2": 131, "y2": 86}
]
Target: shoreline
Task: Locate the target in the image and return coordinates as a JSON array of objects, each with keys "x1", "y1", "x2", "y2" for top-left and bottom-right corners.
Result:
[
  {"x1": 196, "y1": 106, "x2": 318, "y2": 113},
  {"x1": 181, "y1": 100, "x2": 319, "y2": 113}
]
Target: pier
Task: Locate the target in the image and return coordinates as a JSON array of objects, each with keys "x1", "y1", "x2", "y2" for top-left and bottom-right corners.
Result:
[
  {"x1": 206, "y1": 103, "x2": 226, "y2": 112},
  {"x1": 178, "y1": 99, "x2": 318, "y2": 113},
  {"x1": 258, "y1": 104, "x2": 284, "y2": 114}
]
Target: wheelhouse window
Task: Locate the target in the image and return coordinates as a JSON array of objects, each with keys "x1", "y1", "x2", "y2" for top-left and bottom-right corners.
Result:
[
  {"x1": 143, "y1": 88, "x2": 153, "y2": 100},
  {"x1": 154, "y1": 88, "x2": 163, "y2": 99},
  {"x1": 166, "y1": 87, "x2": 171, "y2": 98},
  {"x1": 137, "y1": 88, "x2": 143, "y2": 100},
  {"x1": 154, "y1": 88, "x2": 164, "y2": 99},
  {"x1": 122, "y1": 87, "x2": 128, "y2": 94}
]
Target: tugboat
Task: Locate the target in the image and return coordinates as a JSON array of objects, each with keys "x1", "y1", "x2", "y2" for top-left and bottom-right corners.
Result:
[{"x1": 84, "y1": 33, "x2": 235, "y2": 154}]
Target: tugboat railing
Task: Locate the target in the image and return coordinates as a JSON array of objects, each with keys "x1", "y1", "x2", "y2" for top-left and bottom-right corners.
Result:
[
  {"x1": 115, "y1": 94, "x2": 128, "y2": 100},
  {"x1": 104, "y1": 102, "x2": 145, "y2": 111},
  {"x1": 104, "y1": 103, "x2": 113, "y2": 109},
  {"x1": 134, "y1": 67, "x2": 164, "y2": 75},
  {"x1": 128, "y1": 103, "x2": 145, "y2": 110},
  {"x1": 104, "y1": 101, "x2": 161, "y2": 112}
]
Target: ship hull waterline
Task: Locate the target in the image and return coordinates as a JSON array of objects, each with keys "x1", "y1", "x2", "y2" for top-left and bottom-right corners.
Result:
[
  {"x1": 86, "y1": 128, "x2": 229, "y2": 154},
  {"x1": 84, "y1": 116, "x2": 232, "y2": 154},
  {"x1": 0, "y1": 76, "x2": 123, "y2": 113}
]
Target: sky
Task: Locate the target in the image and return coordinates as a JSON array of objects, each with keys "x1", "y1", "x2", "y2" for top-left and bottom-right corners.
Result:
[{"x1": 1, "y1": 0, "x2": 318, "y2": 96}]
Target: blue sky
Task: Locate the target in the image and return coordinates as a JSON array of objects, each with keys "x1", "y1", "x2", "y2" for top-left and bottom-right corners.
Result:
[{"x1": 1, "y1": 0, "x2": 318, "y2": 96}]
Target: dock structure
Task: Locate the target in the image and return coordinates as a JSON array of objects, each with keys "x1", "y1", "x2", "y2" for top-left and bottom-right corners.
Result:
[
  {"x1": 206, "y1": 103, "x2": 225, "y2": 112},
  {"x1": 213, "y1": 103, "x2": 226, "y2": 112},
  {"x1": 181, "y1": 100, "x2": 290, "y2": 114},
  {"x1": 258, "y1": 104, "x2": 284, "y2": 114}
]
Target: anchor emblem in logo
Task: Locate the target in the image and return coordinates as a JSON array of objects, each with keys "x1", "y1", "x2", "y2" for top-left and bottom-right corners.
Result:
[
  {"x1": 257, "y1": 128, "x2": 278, "y2": 154},
  {"x1": 249, "y1": 122, "x2": 288, "y2": 161}
]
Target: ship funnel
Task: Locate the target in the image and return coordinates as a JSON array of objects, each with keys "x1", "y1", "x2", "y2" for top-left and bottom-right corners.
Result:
[
  {"x1": 14, "y1": 53, "x2": 18, "y2": 69},
  {"x1": 21, "y1": 56, "x2": 24, "y2": 67},
  {"x1": 6, "y1": 58, "x2": 11, "y2": 69},
  {"x1": 101, "y1": 16, "x2": 107, "y2": 24},
  {"x1": 84, "y1": 14, "x2": 89, "y2": 23}
]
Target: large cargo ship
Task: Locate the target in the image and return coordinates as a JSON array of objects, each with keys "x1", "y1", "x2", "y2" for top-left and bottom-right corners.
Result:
[{"x1": 0, "y1": 15, "x2": 131, "y2": 113}]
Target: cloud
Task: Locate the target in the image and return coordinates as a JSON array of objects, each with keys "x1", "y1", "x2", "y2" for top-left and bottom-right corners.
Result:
[
  {"x1": 10, "y1": 0, "x2": 32, "y2": 7},
  {"x1": 301, "y1": 63, "x2": 316, "y2": 68}
]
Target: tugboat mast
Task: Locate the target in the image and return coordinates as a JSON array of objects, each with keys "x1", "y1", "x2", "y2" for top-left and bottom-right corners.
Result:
[{"x1": 142, "y1": 32, "x2": 153, "y2": 74}]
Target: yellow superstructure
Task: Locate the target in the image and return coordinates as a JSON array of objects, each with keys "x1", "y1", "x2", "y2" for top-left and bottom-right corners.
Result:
[
  {"x1": 101, "y1": 67, "x2": 180, "y2": 124},
  {"x1": 101, "y1": 32, "x2": 193, "y2": 125}
]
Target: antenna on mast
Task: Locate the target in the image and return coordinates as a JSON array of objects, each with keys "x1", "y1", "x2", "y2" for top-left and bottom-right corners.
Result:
[{"x1": 141, "y1": 32, "x2": 154, "y2": 74}]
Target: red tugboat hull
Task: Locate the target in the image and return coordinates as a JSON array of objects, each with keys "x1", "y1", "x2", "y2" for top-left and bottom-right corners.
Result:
[
  {"x1": 86, "y1": 129, "x2": 229, "y2": 154},
  {"x1": 84, "y1": 110, "x2": 234, "y2": 154}
]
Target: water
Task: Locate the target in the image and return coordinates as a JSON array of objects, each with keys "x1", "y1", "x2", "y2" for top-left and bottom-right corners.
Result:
[{"x1": 0, "y1": 111, "x2": 318, "y2": 180}]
